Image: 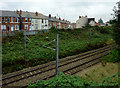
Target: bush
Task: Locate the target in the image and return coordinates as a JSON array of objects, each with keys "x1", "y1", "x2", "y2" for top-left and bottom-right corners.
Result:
[
  {"x1": 101, "y1": 48, "x2": 120, "y2": 62},
  {"x1": 28, "y1": 72, "x2": 119, "y2": 87}
]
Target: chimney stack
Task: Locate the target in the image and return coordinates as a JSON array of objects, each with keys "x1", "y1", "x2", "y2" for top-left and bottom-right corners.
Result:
[
  {"x1": 63, "y1": 19, "x2": 64, "y2": 21},
  {"x1": 79, "y1": 16, "x2": 81, "y2": 19},
  {"x1": 59, "y1": 17, "x2": 61, "y2": 20},
  {"x1": 20, "y1": 10, "x2": 22, "y2": 15},
  {"x1": 49, "y1": 14, "x2": 51, "y2": 18},
  {"x1": 55, "y1": 16, "x2": 56, "y2": 19},
  {"x1": 35, "y1": 12, "x2": 38, "y2": 16},
  {"x1": 16, "y1": 10, "x2": 19, "y2": 14}
]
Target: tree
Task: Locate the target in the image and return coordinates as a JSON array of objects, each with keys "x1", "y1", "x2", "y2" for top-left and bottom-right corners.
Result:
[{"x1": 113, "y1": 1, "x2": 120, "y2": 46}]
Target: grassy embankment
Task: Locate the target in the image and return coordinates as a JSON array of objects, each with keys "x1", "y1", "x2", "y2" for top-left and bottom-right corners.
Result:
[{"x1": 2, "y1": 27, "x2": 114, "y2": 74}]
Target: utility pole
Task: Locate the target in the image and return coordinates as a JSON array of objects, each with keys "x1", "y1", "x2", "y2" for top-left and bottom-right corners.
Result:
[
  {"x1": 17, "y1": 10, "x2": 22, "y2": 30},
  {"x1": 56, "y1": 33, "x2": 59, "y2": 75}
]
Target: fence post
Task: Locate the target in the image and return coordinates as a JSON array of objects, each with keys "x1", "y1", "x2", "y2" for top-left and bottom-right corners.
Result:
[
  {"x1": 24, "y1": 29, "x2": 26, "y2": 64},
  {"x1": 56, "y1": 33, "x2": 59, "y2": 75}
]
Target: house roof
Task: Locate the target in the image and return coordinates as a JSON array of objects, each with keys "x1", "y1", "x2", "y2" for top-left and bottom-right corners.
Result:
[
  {"x1": 88, "y1": 18, "x2": 95, "y2": 23},
  {"x1": 47, "y1": 15, "x2": 70, "y2": 24},
  {"x1": 21, "y1": 11, "x2": 47, "y2": 19},
  {"x1": 0, "y1": 10, "x2": 18, "y2": 17},
  {"x1": 0, "y1": 10, "x2": 47, "y2": 19},
  {"x1": 98, "y1": 18, "x2": 104, "y2": 24},
  {"x1": 0, "y1": 10, "x2": 71, "y2": 23}
]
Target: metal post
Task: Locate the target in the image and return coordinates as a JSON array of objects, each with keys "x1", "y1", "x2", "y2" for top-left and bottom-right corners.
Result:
[
  {"x1": 56, "y1": 33, "x2": 59, "y2": 75},
  {"x1": 24, "y1": 29, "x2": 26, "y2": 64}
]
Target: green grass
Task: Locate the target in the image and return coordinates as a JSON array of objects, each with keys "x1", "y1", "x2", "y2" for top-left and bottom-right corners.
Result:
[
  {"x1": 28, "y1": 72, "x2": 119, "y2": 87},
  {"x1": 100, "y1": 47, "x2": 120, "y2": 63},
  {"x1": 2, "y1": 28, "x2": 114, "y2": 74}
]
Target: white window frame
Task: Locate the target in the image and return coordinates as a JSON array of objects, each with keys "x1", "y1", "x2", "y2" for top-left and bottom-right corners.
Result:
[
  {"x1": 41, "y1": 25, "x2": 44, "y2": 28},
  {"x1": 25, "y1": 18, "x2": 28, "y2": 22},
  {"x1": 24, "y1": 25, "x2": 28, "y2": 29},
  {"x1": 35, "y1": 24, "x2": 38, "y2": 29},
  {"x1": 11, "y1": 17, "x2": 13, "y2": 22},
  {"x1": 15, "y1": 25, "x2": 19, "y2": 30},
  {"x1": 35, "y1": 20, "x2": 38, "y2": 23},
  {"x1": 42, "y1": 19, "x2": 43, "y2": 23},
  {"x1": 15, "y1": 17, "x2": 18, "y2": 22},
  {"x1": 2, "y1": 17, "x2": 4, "y2": 22},
  {"x1": 8, "y1": 17, "x2": 10, "y2": 23},
  {"x1": 29, "y1": 25, "x2": 31, "y2": 30},
  {"x1": 11, "y1": 25, "x2": 14, "y2": 31},
  {"x1": 1, "y1": 25, "x2": 6, "y2": 30},
  {"x1": 29, "y1": 18, "x2": 31, "y2": 22}
]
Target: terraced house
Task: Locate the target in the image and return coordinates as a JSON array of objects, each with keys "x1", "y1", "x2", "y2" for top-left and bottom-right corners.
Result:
[
  {"x1": 30, "y1": 12, "x2": 48, "y2": 30},
  {"x1": 0, "y1": 10, "x2": 19, "y2": 31},
  {"x1": 48, "y1": 14, "x2": 71, "y2": 29},
  {"x1": 0, "y1": 10, "x2": 72, "y2": 33}
]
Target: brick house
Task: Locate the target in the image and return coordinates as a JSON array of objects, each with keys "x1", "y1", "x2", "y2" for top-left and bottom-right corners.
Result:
[
  {"x1": 0, "y1": 10, "x2": 32, "y2": 31},
  {"x1": 18, "y1": 10, "x2": 32, "y2": 30},
  {"x1": 0, "y1": 10, "x2": 19, "y2": 31},
  {"x1": 71, "y1": 23, "x2": 76, "y2": 29},
  {"x1": 48, "y1": 14, "x2": 71, "y2": 29}
]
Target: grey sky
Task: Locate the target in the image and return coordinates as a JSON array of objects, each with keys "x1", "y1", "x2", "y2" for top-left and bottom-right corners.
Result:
[{"x1": 0, "y1": 0, "x2": 119, "y2": 23}]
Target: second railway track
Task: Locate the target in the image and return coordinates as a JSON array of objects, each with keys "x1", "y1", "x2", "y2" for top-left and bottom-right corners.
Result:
[{"x1": 2, "y1": 45, "x2": 113, "y2": 87}]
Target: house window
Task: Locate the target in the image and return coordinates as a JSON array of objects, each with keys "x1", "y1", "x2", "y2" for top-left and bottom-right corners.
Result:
[
  {"x1": 42, "y1": 19, "x2": 43, "y2": 23},
  {"x1": 35, "y1": 20, "x2": 38, "y2": 23},
  {"x1": 35, "y1": 24, "x2": 38, "y2": 29},
  {"x1": 8, "y1": 17, "x2": 10, "y2": 23},
  {"x1": 11, "y1": 25, "x2": 14, "y2": 31},
  {"x1": 29, "y1": 18, "x2": 31, "y2": 22},
  {"x1": 45, "y1": 24, "x2": 47, "y2": 26},
  {"x1": 25, "y1": 18, "x2": 28, "y2": 22},
  {"x1": 11, "y1": 17, "x2": 13, "y2": 22},
  {"x1": 24, "y1": 25, "x2": 28, "y2": 29},
  {"x1": 15, "y1": 25, "x2": 19, "y2": 30},
  {"x1": 41, "y1": 25, "x2": 44, "y2": 28},
  {"x1": 32, "y1": 20, "x2": 34, "y2": 23},
  {"x1": 1, "y1": 25, "x2": 6, "y2": 30},
  {"x1": 15, "y1": 17, "x2": 18, "y2": 22},
  {"x1": 29, "y1": 25, "x2": 31, "y2": 30},
  {"x1": 2, "y1": 17, "x2": 5, "y2": 23}
]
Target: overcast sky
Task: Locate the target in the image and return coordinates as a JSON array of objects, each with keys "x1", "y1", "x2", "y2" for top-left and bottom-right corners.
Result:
[{"x1": 0, "y1": 0, "x2": 119, "y2": 23}]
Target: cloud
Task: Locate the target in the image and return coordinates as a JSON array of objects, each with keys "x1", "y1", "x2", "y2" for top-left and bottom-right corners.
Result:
[{"x1": 0, "y1": 0, "x2": 118, "y2": 22}]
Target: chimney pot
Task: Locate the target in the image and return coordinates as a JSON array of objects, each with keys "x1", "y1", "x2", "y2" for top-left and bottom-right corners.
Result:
[
  {"x1": 59, "y1": 17, "x2": 61, "y2": 20},
  {"x1": 49, "y1": 14, "x2": 51, "y2": 18},
  {"x1": 79, "y1": 16, "x2": 81, "y2": 19},
  {"x1": 16, "y1": 10, "x2": 19, "y2": 14},
  {"x1": 20, "y1": 10, "x2": 22, "y2": 14},
  {"x1": 35, "y1": 12, "x2": 38, "y2": 16}
]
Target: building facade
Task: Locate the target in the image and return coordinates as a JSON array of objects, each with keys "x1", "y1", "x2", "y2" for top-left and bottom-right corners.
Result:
[
  {"x1": 30, "y1": 12, "x2": 49, "y2": 30},
  {"x1": 0, "y1": 10, "x2": 72, "y2": 33},
  {"x1": 1, "y1": 10, "x2": 19, "y2": 31},
  {"x1": 76, "y1": 16, "x2": 88, "y2": 28},
  {"x1": 48, "y1": 14, "x2": 71, "y2": 29},
  {"x1": 0, "y1": 10, "x2": 32, "y2": 31}
]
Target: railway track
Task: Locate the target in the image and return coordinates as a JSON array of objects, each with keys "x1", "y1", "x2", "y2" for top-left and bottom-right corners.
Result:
[{"x1": 2, "y1": 45, "x2": 113, "y2": 87}]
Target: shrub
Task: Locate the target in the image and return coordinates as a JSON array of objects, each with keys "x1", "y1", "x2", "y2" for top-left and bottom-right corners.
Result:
[
  {"x1": 28, "y1": 72, "x2": 119, "y2": 87},
  {"x1": 101, "y1": 48, "x2": 120, "y2": 62}
]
